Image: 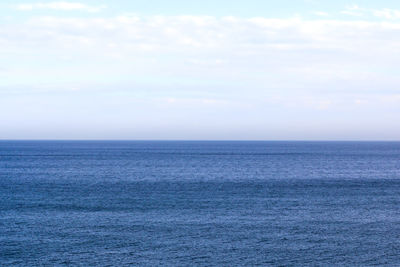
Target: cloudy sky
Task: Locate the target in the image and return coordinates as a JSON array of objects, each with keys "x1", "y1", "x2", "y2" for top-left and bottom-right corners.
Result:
[{"x1": 1, "y1": 0, "x2": 400, "y2": 140}]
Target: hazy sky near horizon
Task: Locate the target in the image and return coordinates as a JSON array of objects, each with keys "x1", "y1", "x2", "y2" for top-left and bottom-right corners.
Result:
[{"x1": 1, "y1": 0, "x2": 400, "y2": 140}]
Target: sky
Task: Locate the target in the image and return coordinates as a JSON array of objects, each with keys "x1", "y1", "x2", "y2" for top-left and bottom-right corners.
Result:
[{"x1": 1, "y1": 1, "x2": 400, "y2": 140}]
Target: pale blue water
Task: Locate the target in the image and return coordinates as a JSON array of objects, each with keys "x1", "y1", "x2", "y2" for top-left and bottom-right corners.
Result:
[{"x1": 1, "y1": 141, "x2": 400, "y2": 266}]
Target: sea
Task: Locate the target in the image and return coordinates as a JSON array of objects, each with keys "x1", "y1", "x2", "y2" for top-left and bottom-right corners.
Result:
[{"x1": 1, "y1": 141, "x2": 400, "y2": 266}]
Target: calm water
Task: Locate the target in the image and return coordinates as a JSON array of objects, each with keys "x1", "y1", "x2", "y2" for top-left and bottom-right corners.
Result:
[{"x1": 1, "y1": 141, "x2": 400, "y2": 266}]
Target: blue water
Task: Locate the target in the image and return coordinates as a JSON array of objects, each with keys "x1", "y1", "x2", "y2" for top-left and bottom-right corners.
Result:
[{"x1": 1, "y1": 141, "x2": 400, "y2": 266}]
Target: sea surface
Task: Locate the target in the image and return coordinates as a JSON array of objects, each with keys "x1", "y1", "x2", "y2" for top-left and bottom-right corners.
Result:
[{"x1": 1, "y1": 141, "x2": 400, "y2": 266}]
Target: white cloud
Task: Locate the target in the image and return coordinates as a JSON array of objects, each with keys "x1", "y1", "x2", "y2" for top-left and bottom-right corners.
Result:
[
  {"x1": 2, "y1": 14, "x2": 400, "y2": 113},
  {"x1": 340, "y1": 5, "x2": 400, "y2": 20},
  {"x1": 340, "y1": 5, "x2": 365, "y2": 17},
  {"x1": 312, "y1": 11, "x2": 329, "y2": 17},
  {"x1": 372, "y1": 8, "x2": 400, "y2": 20},
  {"x1": 3, "y1": 15, "x2": 400, "y2": 62},
  {"x1": 16, "y1": 2, "x2": 106, "y2": 12}
]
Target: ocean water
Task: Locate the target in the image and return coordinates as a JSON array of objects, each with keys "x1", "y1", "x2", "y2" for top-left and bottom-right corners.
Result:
[{"x1": 1, "y1": 141, "x2": 400, "y2": 266}]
